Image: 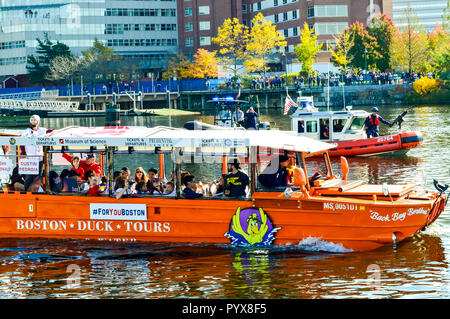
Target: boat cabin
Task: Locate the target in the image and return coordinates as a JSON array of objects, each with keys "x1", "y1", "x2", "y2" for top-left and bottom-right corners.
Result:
[
  {"x1": 0, "y1": 126, "x2": 337, "y2": 199},
  {"x1": 291, "y1": 103, "x2": 369, "y2": 142}
]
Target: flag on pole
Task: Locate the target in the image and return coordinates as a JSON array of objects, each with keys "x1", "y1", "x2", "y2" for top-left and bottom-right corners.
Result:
[
  {"x1": 236, "y1": 88, "x2": 241, "y2": 99},
  {"x1": 283, "y1": 95, "x2": 297, "y2": 115}
]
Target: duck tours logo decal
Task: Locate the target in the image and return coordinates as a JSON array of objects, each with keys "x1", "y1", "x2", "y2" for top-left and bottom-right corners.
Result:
[{"x1": 225, "y1": 207, "x2": 280, "y2": 246}]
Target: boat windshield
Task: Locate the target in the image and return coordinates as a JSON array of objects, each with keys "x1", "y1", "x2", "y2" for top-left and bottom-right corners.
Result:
[{"x1": 348, "y1": 117, "x2": 365, "y2": 131}]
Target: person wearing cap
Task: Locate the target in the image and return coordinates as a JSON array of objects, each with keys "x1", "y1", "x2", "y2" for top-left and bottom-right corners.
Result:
[
  {"x1": 62, "y1": 153, "x2": 102, "y2": 176},
  {"x1": 364, "y1": 107, "x2": 393, "y2": 138},
  {"x1": 225, "y1": 158, "x2": 249, "y2": 198},
  {"x1": 258, "y1": 154, "x2": 290, "y2": 189},
  {"x1": 21, "y1": 115, "x2": 47, "y2": 190}
]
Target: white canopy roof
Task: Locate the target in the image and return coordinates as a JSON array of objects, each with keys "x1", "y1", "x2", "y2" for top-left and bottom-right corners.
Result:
[{"x1": 0, "y1": 126, "x2": 335, "y2": 154}]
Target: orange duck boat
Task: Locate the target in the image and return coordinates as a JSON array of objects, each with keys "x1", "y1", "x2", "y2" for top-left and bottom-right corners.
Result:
[{"x1": 0, "y1": 126, "x2": 446, "y2": 251}]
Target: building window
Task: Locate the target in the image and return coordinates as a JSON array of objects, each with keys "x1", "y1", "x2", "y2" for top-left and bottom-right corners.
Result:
[
  {"x1": 185, "y1": 22, "x2": 193, "y2": 32},
  {"x1": 199, "y1": 6, "x2": 210, "y2": 15},
  {"x1": 307, "y1": 6, "x2": 314, "y2": 18},
  {"x1": 274, "y1": 14, "x2": 279, "y2": 23},
  {"x1": 184, "y1": 7, "x2": 192, "y2": 16},
  {"x1": 293, "y1": 27, "x2": 298, "y2": 37},
  {"x1": 314, "y1": 5, "x2": 348, "y2": 18},
  {"x1": 257, "y1": 2, "x2": 261, "y2": 11},
  {"x1": 283, "y1": 0, "x2": 287, "y2": 4},
  {"x1": 186, "y1": 38, "x2": 194, "y2": 47},
  {"x1": 292, "y1": 10, "x2": 298, "y2": 19},
  {"x1": 274, "y1": 0, "x2": 278, "y2": 6},
  {"x1": 315, "y1": 22, "x2": 348, "y2": 35},
  {"x1": 200, "y1": 36, "x2": 211, "y2": 46},
  {"x1": 199, "y1": 21, "x2": 210, "y2": 31},
  {"x1": 284, "y1": 29, "x2": 289, "y2": 38},
  {"x1": 242, "y1": 4, "x2": 247, "y2": 13},
  {"x1": 283, "y1": 12, "x2": 288, "y2": 21}
]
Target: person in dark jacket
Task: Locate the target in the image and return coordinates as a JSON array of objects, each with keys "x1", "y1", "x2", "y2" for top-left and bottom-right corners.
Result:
[
  {"x1": 182, "y1": 175, "x2": 203, "y2": 199},
  {"x1": 364, "y1": 107, "x2": 392, "y2": 138},
  {"x1": 258, "y1": 154, "x2": 290, "y2": 189}
]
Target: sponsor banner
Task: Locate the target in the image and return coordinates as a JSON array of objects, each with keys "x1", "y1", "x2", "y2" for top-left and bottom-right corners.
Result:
[
  {"x1": 0, "y1": 158, "x2": 12, "y2": 174},
  {"x1": 18, "y1": 157, "x2": 39, "y2": 175},
  {"x1": 0, "y1": 136, "x2": 249, "y2": 148},
  {"x1": 90, "y1": 203, "x2": 147, "y2": 221}
]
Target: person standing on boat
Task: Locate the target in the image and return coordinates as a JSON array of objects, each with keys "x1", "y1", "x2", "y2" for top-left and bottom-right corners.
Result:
[
  {"x1": 364, "y1": 107, "x2": 393, "y2": 138},
  {"x1": 225, "y1": 158, "x2": 249, "y2": 198},
  {"x1": 245, "y1": 107, "x2": 259, "y2": 130},
  {"x1": 232, "y1": 106, "x2": 245, "y2": 127},
  {"x1": 21, "y1": 115, "x2": 47, "y2": 190},
  {"x1": 258, "y1": 154, "x2": 290, "y2": 189}
]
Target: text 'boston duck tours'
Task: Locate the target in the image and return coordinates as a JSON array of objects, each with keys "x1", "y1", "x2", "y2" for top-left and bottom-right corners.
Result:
[{"x1": 0, "y1": 125, "x2": 447, "y2": 251}]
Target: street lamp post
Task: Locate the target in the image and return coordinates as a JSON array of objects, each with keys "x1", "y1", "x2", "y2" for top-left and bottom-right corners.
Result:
[{"x1": 364, "y1": 48, "x2": 368, "y2": 74}]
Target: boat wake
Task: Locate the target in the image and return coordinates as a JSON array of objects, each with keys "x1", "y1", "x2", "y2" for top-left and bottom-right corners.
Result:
[
  {"x1": 422, "y1": 222, "x2": 450, "y2": 238},
  {"x1": 295, "y1": 237, "x2": 353, "y2": 253}
]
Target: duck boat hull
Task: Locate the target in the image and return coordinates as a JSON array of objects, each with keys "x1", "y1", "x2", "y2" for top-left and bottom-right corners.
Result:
[{"x1": 0, "y1": 188, "x2": 445, "y2": 252}]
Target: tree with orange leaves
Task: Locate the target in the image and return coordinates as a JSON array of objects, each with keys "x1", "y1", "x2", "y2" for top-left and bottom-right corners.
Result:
[{"x1": 189, "y1": 48, "x2": 219, "y2": 79}]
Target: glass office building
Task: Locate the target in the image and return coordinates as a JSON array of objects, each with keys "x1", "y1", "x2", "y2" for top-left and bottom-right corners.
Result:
[
  {"x1": 393, "y1": 0, "x2": 447, "y2": 32},
  {"x1": 0, "y1": 0, "x2": 178, "y2": 76}
]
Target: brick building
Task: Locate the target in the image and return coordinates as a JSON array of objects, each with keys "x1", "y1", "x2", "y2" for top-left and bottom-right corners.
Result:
[{"x1": 178, "y1": 0, "x2": 393, "y2": 73}]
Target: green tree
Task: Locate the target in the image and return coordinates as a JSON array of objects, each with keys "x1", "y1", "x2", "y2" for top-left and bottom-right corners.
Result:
[
  {"x1": 294, "y1": 22, "x2": 322, "y2": 79},
  {"x1": 26, "y1": 33, "x2": 72, "y2": 84},
  {"x1": 367, "y1": 14, "x2": 396, "y2": 72},
  {"x1": 390, "y1": 8, "x2": 430, "y2": 73},
  {"x1": 346, "y1": 22, "x2": 380, "y2": 71},
  {"x1": 331, "y1": 30, "x2": 354, "y2": 73},
  {"x1": 80, "y1": 38, "x2": 123, "y2": 83}
]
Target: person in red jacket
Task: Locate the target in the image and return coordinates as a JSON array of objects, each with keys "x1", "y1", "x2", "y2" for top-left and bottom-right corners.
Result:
[{"x1": 62, "y1": 153, "x2": 102, "y2": 176}]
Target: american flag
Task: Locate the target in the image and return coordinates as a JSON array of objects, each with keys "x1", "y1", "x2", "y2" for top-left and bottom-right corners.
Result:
[
  {"x1": 236, "y1": 88, "x2": 241, "y2": 99},
  {"x1": 283, "y1": 95, "x2": 297, "y2": 115}
]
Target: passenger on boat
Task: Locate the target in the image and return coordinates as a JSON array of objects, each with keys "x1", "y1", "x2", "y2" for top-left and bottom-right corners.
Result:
[
  {"x1": 69, "y1": 156, "x2": 85, "y2": 179},
  {"x1": 258, "y1": 154, "x2": 290, "y2": 189},
  {"x1": 245, "y1": 107, "x2": 259, "y2": 130},
  {"x1": 28, "y1": 176, "x2": 44, "y2": 193},
  {"x1": 80, "y1": 170, "x2": 96, "y2": 193},
  {"x1": 135, "y1": 181, "x2": 150, "y2": 194},
  {"x1": 10, "y1": 167, "x2": 25, "y2": 191},
  {"x1": 319, "y1": 119, "x2": 330, "y2": 140},
  {"x1": 121, "y1": 167, "x2": 131, "y2": 184},
  {"x1": 86, "y1": 176, "x2": 100, "y2": 196},
  {"x1": 62, "y1": 153, "x2": 101, "y2": 176},
  {"x1": 364, "y1": 107, "x2": 393, "y2": 138},
  {"x1": 64, "y1": 170, "x2": 80, "y2": 193},
  {"x1": 211, "y1": 174, "x2": 227, "y2": 196},
  {"x1": 147, "y1": 168, "x2": 158, "y2": 188},
  {"x1": 21, "y1": 115, "x2": 47, "y2": 190},
  {"x1": 225, "y1": 158, "x2": 249, "y2": 198},
  {"x1": 150, "y1": 178, "x2": 164, "y2": 195},
  {"x1": 49, "y1": 171, "x2": 63, "y2": 193},
  {"x1": 131, "y1": 167, "x2": 147, "y2": 192},
  {"x1": 182, "y1": 175, "x2": 203, "y2": 199},
  {"x1": 162, "y1": 181, "x2": 176, "y2": 196},
  {"x1": 114, "y1": 176, "x2": 131, "y2": 199},
  {"x1": 99, "y1": 176, "x2": 108, "y2": 194},
  {"x1": 333, "y1": 120, "x2": 344, "y2": 133}
]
